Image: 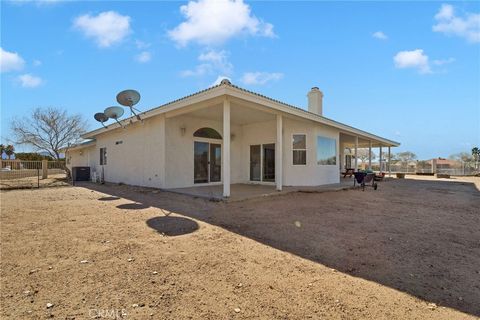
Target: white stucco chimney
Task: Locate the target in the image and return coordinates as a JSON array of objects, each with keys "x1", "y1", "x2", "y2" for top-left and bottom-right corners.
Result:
[{"x1": 307, "y1": 87, "x2": 324, "y2": 115}]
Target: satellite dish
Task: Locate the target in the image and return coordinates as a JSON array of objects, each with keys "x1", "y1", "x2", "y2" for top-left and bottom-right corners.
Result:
[
  {"x1": 116, "y1": 89, "x2": 142, "y2": 121},
  {"x1": 117, "y1": 89, "x2": 140, "y2": 107},
  {"x1": 94, "y1": 112, "x2": 109, "y2": 128},
  {"x1": 104, "y1": 106, "x2": 124, "y2": 119},
  {"x1": 104, "y1": 106, "x2": 125, "y2": 127}
]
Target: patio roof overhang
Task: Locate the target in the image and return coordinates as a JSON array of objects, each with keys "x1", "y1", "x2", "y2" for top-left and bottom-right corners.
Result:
[{"x1": 339, "y1": 133, "x2": 393, "y2": 148}]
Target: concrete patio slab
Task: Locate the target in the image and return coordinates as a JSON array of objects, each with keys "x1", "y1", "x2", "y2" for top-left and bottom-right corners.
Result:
[{"x1": 167, "y1": 177, "x2": 359, "y2": 202}]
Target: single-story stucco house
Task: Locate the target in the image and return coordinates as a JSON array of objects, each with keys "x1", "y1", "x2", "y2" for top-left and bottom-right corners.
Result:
[{"x1": 66, "y1": 80, "x2": 399, "y2": 197}]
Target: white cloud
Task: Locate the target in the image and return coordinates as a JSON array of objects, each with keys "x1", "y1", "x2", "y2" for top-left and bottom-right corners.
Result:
[
  {"x1": 73, "y1": 11, "x2": 131, "y2": 48},
  {"x1": 135, "y1": 40, "x2": 151, "y2": 50},
  {"x1": 33, "y1": 59, "x2": 42, "y2": 66},
  {"x1": 240, "y1": 72, "x2": 283, "y2": 85},
  {"x1": 181, "y1": 64, "x2": 210, "y2": 77},
  {"x1": 168, "y1": 0, "x2": 275, "y2": 46},
  {"x1": 433, "y1": 4, "x2": 480, "y2": 43},
  {"x1": 181, "y1": 49, "x2": 233, "y2": 77},
  {"x1": 372, "y1": 31, "x2": 388, "y2": 40},
  {"x1": 393, "y1": 49, "x2": 431, "y2": 74},
  {"x1": 435, "y1": 4, "x2": 454, "y2": 20},
  {"x1": 211, "y1": 75, "x2": 231, "y2": 86},
  {"x1": 0, "y1": 47, "x2": 25, "y2": 73},
  {"x1": 198, "y1": 50, "x2": 233, "y2": 73},
  {"x1": 432, "y1": 57, "x2": 455, "y2": 65},
  {"x1": 134, "y1": 51, "x2": 151, "y2": 63},
  {"x1": 17, "y1": 74, "x2": 43, "y2": 88}
]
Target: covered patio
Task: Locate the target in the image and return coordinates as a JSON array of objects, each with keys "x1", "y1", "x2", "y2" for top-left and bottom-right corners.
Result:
[
  {"x1": 339, "y1": 132, "x2": 397, "y2": 174},
  {"x1": 164, "y1": 93, "x2": 287, "y2": 197},
  {"x1": 168, "y1": 180, "x2": 357, "y2": 202},
  {"x1": 159, "y1": 83, "x2": 399, "y2": 199}
]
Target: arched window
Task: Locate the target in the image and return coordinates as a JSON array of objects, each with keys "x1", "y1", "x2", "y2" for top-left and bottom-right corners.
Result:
[{"x1": 193, "y1": 127, "x2": 222, "y2": 139}]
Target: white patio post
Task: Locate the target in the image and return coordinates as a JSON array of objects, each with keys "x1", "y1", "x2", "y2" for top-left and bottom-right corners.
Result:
[
  {"x1": 223, "y1": 97, "x2": 231, "y2": 197},
  {"x1": 339, "y1": 142, "x2": 344, "y2": 172},
  {"x1": 388, "y1": 146, "x2": 391, "y2": 177},
  {"x1": 275, "y1": 114, "x2": 283, "y2": 191},
  {"x1": 379, "y1": 146, "x2": 383, "y2": 172},
  {"x1": 160, "y1": 114, "x2": 166, "y2": 188},
  {"x1": 354, "y1": 136, "x2": 358, "y2": 171},
  {"x1": 368, "y1": 141, "x2": 372, "y2": 170}
]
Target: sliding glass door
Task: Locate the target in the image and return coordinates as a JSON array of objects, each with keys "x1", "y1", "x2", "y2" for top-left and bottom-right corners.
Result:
[
  {"x1": 194, "y1": 142, "x2": 209, "y2": 183},
  {"x1": 263, "y1": 144, "x2": 275, "y2": 182},
  {"x1": 249, "y1": 143, "x2": 275, "y2": 182},
  {"x1": 209, "y1": 143, "x2": 221, "y2": 182},
  {"x1": 194, "y1": 141, "x2": 221, "y2": 184},
  {"x1": 250, "y1": 145, "x2": 261, "y2": 181}
]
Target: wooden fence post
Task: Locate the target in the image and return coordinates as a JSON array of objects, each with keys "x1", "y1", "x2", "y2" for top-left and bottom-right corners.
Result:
[{"x1": 42, "y1": 160, "x2": 48, "y2": 179}]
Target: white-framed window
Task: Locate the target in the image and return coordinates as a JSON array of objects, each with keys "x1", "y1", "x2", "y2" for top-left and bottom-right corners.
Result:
[
  {"x1": 100, "y1": 147, "x2": 107, "y2": 165},
  {"x1": 316, "y1": 136, "x2": 337, "y2": 165},
  {"x1": 292, "y1": 134, "x2": 306, "y2": 165}
]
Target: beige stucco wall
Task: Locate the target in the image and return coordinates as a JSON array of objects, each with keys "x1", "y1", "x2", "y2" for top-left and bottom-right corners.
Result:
[
  {"x1": 66, "y1": 146, "x2": 96, "y2": 169},
  {"x1": 92, "y1": 115, "x2": 166, "y2": 188},
  {"x1": 70, "y1": 107, "x2": 341, "y2": 188},
  {"x1": 239, "y1": 117, "x2": 339, "y2": 186},
  {"x1": 165, "y1": 115, "x2": 243, "y2": 188},
  {"x1": 162, "y1": 114, "x2": 340, "y2": 187},
  {"x1": 282, "y1": 117, "x2": 339, "y2": 186}
]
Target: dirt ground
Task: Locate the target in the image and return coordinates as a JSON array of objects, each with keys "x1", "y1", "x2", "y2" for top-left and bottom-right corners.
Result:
[
  {"x1": 0, "y1": 173, "x2": 69, "y2": 190},
  {"x1": 1, "y1": 176, "x2": 479, "y2": 319}
]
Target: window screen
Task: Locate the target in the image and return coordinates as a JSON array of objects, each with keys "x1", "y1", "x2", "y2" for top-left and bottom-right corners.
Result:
[{"x1": 100, "y1": 147, "x2": 107, "y2": 165}]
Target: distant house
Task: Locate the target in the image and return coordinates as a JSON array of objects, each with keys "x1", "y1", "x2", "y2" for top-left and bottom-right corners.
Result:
[
  {"x1": 430, "y1": 158, "x2": 459, "y2": 169},
  {"x1": 66, "y1": 80, "x2": 399, "y2": 197}
]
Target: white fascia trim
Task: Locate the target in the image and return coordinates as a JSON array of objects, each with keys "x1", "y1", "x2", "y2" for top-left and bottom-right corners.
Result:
[
  {"x1": 67, "y1": 142, "x2": 96, "y2": 152},
  {"x1": 225, "y1": 87, "x2": 400, "y2": 147}
]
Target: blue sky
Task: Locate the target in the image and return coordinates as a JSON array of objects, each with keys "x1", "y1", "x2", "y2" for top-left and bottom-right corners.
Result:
[{"x1": 1, "y1": 0, "x2": 479, "y2": 159}]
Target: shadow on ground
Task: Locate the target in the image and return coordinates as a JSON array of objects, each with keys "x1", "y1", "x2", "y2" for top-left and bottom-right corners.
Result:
[
  {"x1": 79, "y1": 178, "x2": 480, "y2": 317},
  {"x1": 146, "y1": 216, "x2": 199, "y2": 236},
  {"x1": 98, "y1": 196, "x2": 121, "y2": 201},
  {"x1": 117, "y1": 203, "x2": 149, "y2": 210}
]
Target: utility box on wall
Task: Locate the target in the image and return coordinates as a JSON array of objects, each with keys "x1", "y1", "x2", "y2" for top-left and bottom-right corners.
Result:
[{"x1": 72, "y1": 167, "x2": 90, "y2": 181}]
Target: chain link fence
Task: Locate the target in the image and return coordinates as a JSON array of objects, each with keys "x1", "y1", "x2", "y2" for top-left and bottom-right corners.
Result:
[{"x1": 388, "y1": 161, "x2": 478, "y2": 176}]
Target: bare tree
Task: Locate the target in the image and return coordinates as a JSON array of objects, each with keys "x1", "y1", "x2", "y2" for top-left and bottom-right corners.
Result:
[
  {"x1": 396, "y1": 151, "x2": 417, "y2": 171},
  {"x1": 356, "y1": 148, "x2": 377, "y2": 164},
  {"x1": 11, "y1": 107, "x2": 87, "y2": 159},
  {"x1": 449, "y1": 152, "x2": 473, "y2": 162},
  {"x1": 396, "y1": 151, "x2": 417, "y2": 163}
]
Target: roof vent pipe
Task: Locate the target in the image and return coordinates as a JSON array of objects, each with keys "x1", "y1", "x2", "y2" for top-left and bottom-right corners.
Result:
[{"x1": 307, "y1": 87, "x2": 323, "y2": 116}]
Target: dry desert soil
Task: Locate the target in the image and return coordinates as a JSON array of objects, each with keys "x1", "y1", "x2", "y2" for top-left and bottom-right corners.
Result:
[{"x1": 1, "y1": 176, "x2": 479, "y2": 319}]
